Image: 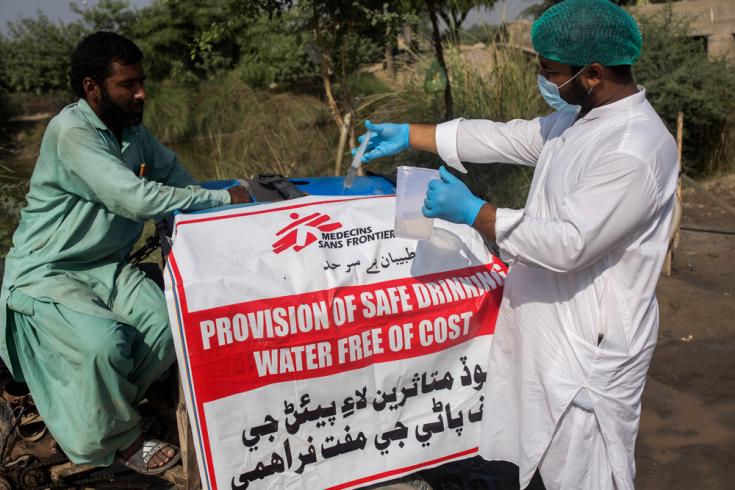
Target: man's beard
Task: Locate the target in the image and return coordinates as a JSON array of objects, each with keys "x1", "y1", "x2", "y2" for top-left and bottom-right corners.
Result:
[
  {"x1": 566, "y1": 76, "x2": 593, "y2": 109},
  {"x1": 99, "y1": 88, "x2": 144, "y2": 128}
]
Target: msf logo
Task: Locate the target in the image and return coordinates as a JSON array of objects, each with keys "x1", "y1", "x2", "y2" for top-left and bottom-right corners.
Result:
[{"x1": 272, "y1": 211, "x2": 342, "y2": 254}]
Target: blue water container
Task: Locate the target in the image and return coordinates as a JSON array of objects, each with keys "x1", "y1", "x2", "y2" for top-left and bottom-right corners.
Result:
[{"x1": 196, "y1": 175, "x2": 396, "y2": 212}]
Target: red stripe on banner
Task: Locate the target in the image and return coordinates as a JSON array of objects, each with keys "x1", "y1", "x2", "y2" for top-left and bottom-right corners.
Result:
[
  {"x1": 168, "y1": 252, "x2": 218, "y2": 490},
  {"x1": 180, "y1": 263, "x2": 504, "y2": 402},
  {"x1": 175, "y1": 195, "x2": 393, "y2": 230},
  {"x1": 326, "y1": 447, "x2": 479, "y2": 489},
  {"x1": 167, "y1": 252, "x2": 189, "y2": 315}
]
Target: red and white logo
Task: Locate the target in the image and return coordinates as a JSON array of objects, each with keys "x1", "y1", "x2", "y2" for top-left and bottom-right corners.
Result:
[{"x1": 272, "y1": 212, "x2": 342, "y2": 254}]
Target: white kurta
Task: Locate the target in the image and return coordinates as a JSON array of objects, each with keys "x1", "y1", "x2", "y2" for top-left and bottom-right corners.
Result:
[{"x1": 435, "y1": 89, "x2": 678, "y2": 490}]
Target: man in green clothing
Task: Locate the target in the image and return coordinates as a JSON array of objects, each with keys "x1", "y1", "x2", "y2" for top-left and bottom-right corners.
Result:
[{"x1": 0, "y1": 31, "x2": 251, "y2": 475}]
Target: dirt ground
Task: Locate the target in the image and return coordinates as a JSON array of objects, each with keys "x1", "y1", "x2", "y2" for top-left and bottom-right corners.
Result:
[{"x1": 635, "y1": 174, "x2": 735, "y2": 489}]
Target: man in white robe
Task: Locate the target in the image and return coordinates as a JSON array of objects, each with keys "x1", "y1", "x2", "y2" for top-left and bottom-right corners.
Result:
[{"x1": 354, "y1": 0, "x2": 677, "y2": 488}]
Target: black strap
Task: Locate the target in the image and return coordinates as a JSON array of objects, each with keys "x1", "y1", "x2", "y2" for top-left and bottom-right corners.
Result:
[
  {"x1": 128, "y1": 234, "x2": 160, "y2": 264},
  {"x1": 257, "y1": 174, "x2": 307, "y2": 200}
]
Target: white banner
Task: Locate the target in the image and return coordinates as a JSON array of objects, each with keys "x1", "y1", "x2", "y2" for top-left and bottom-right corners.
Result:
[{"x1": 164, "y1": 195, "x2": 506, "y2": 489}]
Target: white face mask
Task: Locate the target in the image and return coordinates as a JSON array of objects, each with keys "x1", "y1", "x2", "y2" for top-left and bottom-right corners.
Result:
[{"x1": 537, "y1": 65, "x2": 588, "y2": 112}]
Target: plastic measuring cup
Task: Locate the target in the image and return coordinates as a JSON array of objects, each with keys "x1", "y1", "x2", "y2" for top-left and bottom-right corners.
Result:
[{"x1": 395, "y1": 166, "x2": 440, "y2": 240}]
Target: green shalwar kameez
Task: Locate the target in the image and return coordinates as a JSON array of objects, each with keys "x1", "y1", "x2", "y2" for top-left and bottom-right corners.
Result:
[{"x1": 0, "y1": 99, "x2": 230, "y2": 465}]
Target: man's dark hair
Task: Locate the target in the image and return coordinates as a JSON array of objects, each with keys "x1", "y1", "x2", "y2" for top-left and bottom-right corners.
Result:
[{"x1": 70, "y1": 31, "x2": 143, "y2": 98}]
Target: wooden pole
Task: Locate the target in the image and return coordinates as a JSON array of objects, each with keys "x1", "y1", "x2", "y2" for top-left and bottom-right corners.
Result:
[
  {"x1": 663, "y1": 111, "x2": 684, "y2": 276},
  {"x1": 673, "y1": 111, "x2": 684, "y2": 249},
  {"x1": 175, "y1": 375, "x2": 201, "y2": 489}
]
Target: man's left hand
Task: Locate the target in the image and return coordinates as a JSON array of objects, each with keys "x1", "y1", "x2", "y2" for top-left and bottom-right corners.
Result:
[
  {"x1": 422, "y1": 166, "x2": 485, "y2": 226},
  {"x1": 228, "y1": 186, "x2": 252, "y2": 204}
]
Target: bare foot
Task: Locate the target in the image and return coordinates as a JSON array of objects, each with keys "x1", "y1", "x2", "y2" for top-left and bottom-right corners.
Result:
[
  {"x1": 147, "y1": 445, "x2": 176, "y2": 468},
  {"x1": 121, "y1": 434, "x2": 177, "y2": 470}
]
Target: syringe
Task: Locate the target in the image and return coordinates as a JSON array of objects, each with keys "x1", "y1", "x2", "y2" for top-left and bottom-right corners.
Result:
[{"x1": 343, "y1": 131, "x2": 373, "y2": 189}]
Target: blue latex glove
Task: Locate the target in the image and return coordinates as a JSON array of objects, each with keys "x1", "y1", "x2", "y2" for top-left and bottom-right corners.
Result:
[
  {"x1": 422, "y1": 166, "x2": 485, "y2": 226},
  {"x1": 352, "y1": 120, "x2": 409, "y2": 163}
]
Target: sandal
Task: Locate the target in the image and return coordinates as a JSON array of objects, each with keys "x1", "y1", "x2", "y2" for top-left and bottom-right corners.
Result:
[
  {"x1": 17, "y1": 410, "x2": 47, "y2": 442},
  {"x1": 119, "y1": 439, "x2": 181, "y2": 476},
  {"x1": 2, "y1": 386, "x2": 48, "y2": 443}
]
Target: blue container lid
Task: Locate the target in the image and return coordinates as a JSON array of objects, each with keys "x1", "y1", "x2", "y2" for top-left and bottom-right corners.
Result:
[
  {"x1": 186, "y1": 175, "x2": 395, "y2": 215},
  {"x1": 291, "y1": 175, "x2": 395, "y2": 196}
]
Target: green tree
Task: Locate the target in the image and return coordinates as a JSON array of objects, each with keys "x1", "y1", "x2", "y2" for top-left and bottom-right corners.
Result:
[
  {"x1": 233, "y1": 12, "x2": 317, "y2": 88},
  {"x1": 635, "y1": 9, "x2": 735, "y2": 175},
  {"x1": 295, "y1": 1, "x2": 398, "y2": 128},
  {"x1": 0, "y1": 13, "x2": 85, "y2": 92},
  {"x1": 71, "y1": 0, "x2": 140, "y2": 35},
  {"x1": 207, "y1": 1, "x2": 403, "y2": 128},
  {"x1": 132, "y1": 0, "x2": 244, "y2": 81},
  {"x1": 0, "y1": 1, "x2": 140, "y2": 93}
]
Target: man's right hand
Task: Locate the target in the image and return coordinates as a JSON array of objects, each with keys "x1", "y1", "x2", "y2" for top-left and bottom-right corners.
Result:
[
  {"x1": 353, "y1": 120, "x2": 410, "y2": 163},
  {"x1": 227, "y1": 186, "x2": 252, "y2": 204}
]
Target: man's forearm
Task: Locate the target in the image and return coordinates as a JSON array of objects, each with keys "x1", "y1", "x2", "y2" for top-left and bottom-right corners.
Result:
[
  {"x1": 472, "y1": 203, "x2": 497, "y2": 243},
  {"x1": 409, "y1": 124, "x2": 438, "y2": 154}
]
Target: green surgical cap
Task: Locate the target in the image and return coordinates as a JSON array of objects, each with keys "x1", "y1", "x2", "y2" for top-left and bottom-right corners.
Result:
[{"x1": 531, "y1": 0, "x2": 642, "y2": 66}]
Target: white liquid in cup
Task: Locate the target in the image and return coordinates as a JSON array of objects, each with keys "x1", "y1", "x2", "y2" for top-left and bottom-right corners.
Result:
[
  {"x1": 395, "y1": 166, "x2": 440, "y2": 240},
  {"x1": 395, "y1": 215, "x2": 434, "y2": 240}
]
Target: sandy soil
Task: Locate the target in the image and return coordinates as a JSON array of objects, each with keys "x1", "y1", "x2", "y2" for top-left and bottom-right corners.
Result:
[{"x1": 635, "y1": 174, "x2": 735, "y2": 489}]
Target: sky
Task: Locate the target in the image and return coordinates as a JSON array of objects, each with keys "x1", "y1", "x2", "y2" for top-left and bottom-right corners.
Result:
[
  {"x1": 0, "y1": 0, "x2": 152, "y2": 30},
  {"x1": 0, "y1": 0, "x2": 540, "y2": 33}
]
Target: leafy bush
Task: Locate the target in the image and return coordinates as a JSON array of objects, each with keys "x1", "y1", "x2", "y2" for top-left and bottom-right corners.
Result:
[
  {"x1": 70, "y1": 0, "x2": 139, "y2": 35},
  {"x1": 0, "y1": 1, "x2": 141, "y2": 94},
  {"x1": 132, "y1": 0, "x2": 243, "y2": 81},
  {"x1": 634, "y1": 8, "x2": 735, "y2": 176},
  {"x1": 0, "y1": 14, "x2": 86, "y2": 93},
  {"x1": 233, "y1": 14, "x2": 317, "y2": 88}
]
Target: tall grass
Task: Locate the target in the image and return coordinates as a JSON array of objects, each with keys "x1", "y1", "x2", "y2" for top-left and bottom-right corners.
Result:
[
  {"x1": 634, "y1": 9, "x2": 735, "y2": 176},
  {"x1": 144, "y1": 74, "x2": 338, "y2": 181},
  {"x1": 365, "y1": 42, "x2": 546, "y2": 209},
  {"x1": 142, "y1": 80, "x2": 193, "y2": 143}
]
